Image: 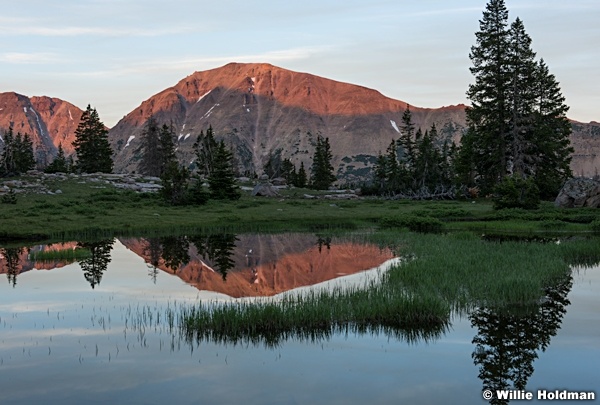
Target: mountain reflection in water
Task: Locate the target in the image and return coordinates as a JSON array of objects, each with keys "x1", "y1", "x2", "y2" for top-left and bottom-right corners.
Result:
[
  {"x1": 124, "y1": 233, "x2": 395, "y2": 297},
  {"x1": 0, "y1": 233, "x2": 394, "y2": 297}
]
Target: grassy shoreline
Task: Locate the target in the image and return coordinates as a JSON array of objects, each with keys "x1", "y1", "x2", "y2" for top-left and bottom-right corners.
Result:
[
  {"x1": 1, "y1": 176, "x2": 599, "y2": 243},
  {"x1": 2, "y1": 177, "x2": 599, "y2": 344},
  {"x1": 178, "y1": 230, "x2": 599, "y2": 345}
]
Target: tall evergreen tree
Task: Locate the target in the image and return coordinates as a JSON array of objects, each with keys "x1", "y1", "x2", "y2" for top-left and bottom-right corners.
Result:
[
  {"x1": 160, "y1": 161, "x2": 190, "y2": 206},
  {"x1": 193, "y1": 126, "x2": 218, "y2": 177},
  {"x1": 0, "y1": 127, "x2": 36, "y2": 176},
  {"x1": 295, "y1": 161, "x2": 308, "y2": 188},
  {"x1": 532, "y1": 59, "x2": 573, "y2": 198},
  {"x1": 310, "y1": 135, "x2": 336, "y2": 190},
  {"x1": 281, "y1": 158, "x2": 295, "y2": 184},
  {"x1": 208, "y1": 140, "x2": 240, "y2": 200},
  {"x1": 465, "y1": 0, "x2": 511, "y2": 193},
  {"x1": 398, "y1": 105, "x2": 416, "y2": 171},
  {"x1": 45, "y1": 143, "x2": 69, "y2": 173},
  {"x1": 16, "y1": 133, "x2": 35, "y2": 172},
  {"x1": 139, "y1": 117, "x2": 161, "y2": 176},
  {"x1": 464, "y1": 0, "x2": 573, "y2": 199},
  {"x1": 507, "y1": 17, "x2": 538, "y2": 179},
  {"x1": 72, "y1": 105, "x2": 113, "y2": 173},
  {"x1": 158, "y1": 124, "x2": 177, "y2": 175},
  {"x1": 373, "y1": 153, "x2": 388, "y2": 191}
]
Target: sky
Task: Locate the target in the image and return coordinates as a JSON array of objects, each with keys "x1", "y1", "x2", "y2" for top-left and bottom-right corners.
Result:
[{"x1": 1, "y1": 0, "x2": 598, "y2": 127}]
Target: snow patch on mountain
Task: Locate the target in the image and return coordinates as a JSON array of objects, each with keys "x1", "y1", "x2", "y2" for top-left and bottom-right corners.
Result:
[
  {"x1": 125, "y1": 135, "x2": 135, "y2": 148},
  {"x1": 390, "y1": 120, "x2": 400, "y2": 133},
  {"x1": 197, "y1": 90, "x2": 212, "y2": 103},
  {"x1": 201, "y1": 104, "x2": 219, "y2": 120},
  {"x1": 32, "y1": 109, "x2": 47, "y2": 140}
]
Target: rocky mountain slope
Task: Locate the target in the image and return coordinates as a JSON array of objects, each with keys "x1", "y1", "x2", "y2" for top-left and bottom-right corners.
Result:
[
  {"x1": 108, "y1": 62, "x2": 468, "y2": 181},
  {"x1": 0, "y1": 92, "x2": 83, "y2": 165},
  {"x1": 1, "y1": 63, "x2": 598, "y2": 179},
  {"x1": 108, "y1": 62, "x2": 598, "y2": 180}
]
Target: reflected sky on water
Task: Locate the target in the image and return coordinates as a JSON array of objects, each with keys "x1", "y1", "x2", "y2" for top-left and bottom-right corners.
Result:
[{"x1": 0, "y1": 235, "x2": 598, "y2": 405}]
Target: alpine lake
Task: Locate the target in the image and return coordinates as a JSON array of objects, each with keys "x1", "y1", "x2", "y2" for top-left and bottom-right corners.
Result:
[{"x1": 1, "y1": 226, "x2": 599, "y2": 405}]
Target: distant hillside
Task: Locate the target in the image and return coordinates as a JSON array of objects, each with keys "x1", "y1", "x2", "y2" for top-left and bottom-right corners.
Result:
[
  {"x1": 1, "y1": 64, "x2": 598, "y2": 179},
  {"x1": 108, "y1": 62, "x2": 468, "y2": 181},
  {"x1": 108, "y1": 62, "x2": 598, "y2": 180},
  {"x1": 0, "y1": 92, "x2": 83, "y2": 167}
]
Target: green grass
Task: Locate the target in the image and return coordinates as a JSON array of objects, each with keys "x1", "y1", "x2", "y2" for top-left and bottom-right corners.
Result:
[
  {"x1": 2, "y1": 176, "x2": 598, "y2": 243},
  {"x1": 177, "y1": 230, "x2": 600, "y2": 346},
  {"x1": 28, "y1": 247, "x2": 91, "y2": 262}
]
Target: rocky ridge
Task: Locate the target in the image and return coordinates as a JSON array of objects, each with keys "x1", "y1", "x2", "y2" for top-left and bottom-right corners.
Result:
[
  {"x1": 1, "y1": 63, "x2": 598, "y2": 181},
  {"x1": 0, "y1": 171, "x2": 162, "y2": 197}
]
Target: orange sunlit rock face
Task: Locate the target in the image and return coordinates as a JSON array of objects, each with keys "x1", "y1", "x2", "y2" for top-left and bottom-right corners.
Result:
[{"x1": 0, "y1": 92, "x2": 83, "y2": 158}]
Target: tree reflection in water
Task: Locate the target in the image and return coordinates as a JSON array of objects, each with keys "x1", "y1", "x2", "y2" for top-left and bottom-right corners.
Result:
[
  {"x1": 159, "y1": 236, "x2": 190, "y2": 272},
  {"x1": 0, "y1": 247, "x2": 25, "y2": 287},
  {"x1": 141, "y1": 234, "x2": 238, "y2": 281},
  {"x1": 316, "y1": 235, "x2": 332, "y2": 252},
  {"x1": 77, "y1": 240, "x2": 114, "y2": 289},
  {"x1": 144, "y1": 237, "x2": 162, "y2": 284},
  {"x1": 190, "y1": 234, "x2": 237, "y2": 280},
  {"x1": 471, "y1": 273, "x2": 573, "y2": 404}
]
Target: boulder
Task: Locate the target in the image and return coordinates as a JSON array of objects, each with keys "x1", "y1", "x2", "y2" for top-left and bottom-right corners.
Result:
[
  {"x1": 554, "y1": 178, "x2": 600, "y2": 208},
  {"x1": 271, "y1": 177, "x2": 287, "y2": 186},
  {"x1": 252, "y1": 183, "x2": 280, "y2": 197}
]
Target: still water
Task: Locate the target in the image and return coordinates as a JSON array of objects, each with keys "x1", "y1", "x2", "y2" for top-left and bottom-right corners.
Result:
[{"x1": 0, "y1": 234, "x2": 598, "y2": 404}]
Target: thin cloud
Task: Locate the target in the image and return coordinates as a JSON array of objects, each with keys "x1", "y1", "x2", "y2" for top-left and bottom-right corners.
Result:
[
  {"x1": 1, "y1": 52, "x2": 60, "y2": 64},
  {"x1": 0, "y1": 24, "x2": 197, "y2": 37},
  {"x1": 69, "y1": 46, "x2": 332, "y2": 78}
]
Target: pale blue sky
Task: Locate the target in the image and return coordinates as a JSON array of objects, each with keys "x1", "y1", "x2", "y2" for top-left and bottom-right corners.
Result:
[{"x1": 1, "y1": 0, "x2": 598, "y2": 127}]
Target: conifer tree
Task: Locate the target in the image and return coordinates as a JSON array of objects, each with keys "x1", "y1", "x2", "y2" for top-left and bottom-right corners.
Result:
[
  {"x1": 398, "y1": 105, "x2": 416, "y2": 171},
  {"x1": 373, "y1": 153, "x2": 388, "y2": 191},
  {"x1": 0, "y1": 127, "x2": 36, "y2": 176},
  {"x1": 208, "y1": 140, "x2": 240, "y2": 200},
  {"x1": 139, "y1": 117, "x2": 161, "y2": 176},
  {"x1": 384, "y1": 139, "x2": 401, "y2": 191},
  {"x1": 16, "y1": 133, "x2": 35, "y2": 172},
  {"x1": 531, "y1": 59, "x2": 573, "y2": 198},
  {"x1": 295, "y1": 161, "x2": 308, "y2": 188},
  {"x1": 45, "y1": 143, "x2": 69, "y2": 173},
  {"x1": 507, "y1": 17, "x2": 539, "y2": 179},
  {"x1": 0, "y1": 127, "x2": 15, "y2": 176},
  {"x1": 464, "y1": 0, "x2": 573, "y2": 199},
  {"x1": 466, "y1": 0, "x2": 512, "y2": 193},
  {"x1": 193, "y1": 126, "x2": 218, "y2": 177},
  {"x1": 160, "y1": 161, "x2": 190, "y2": 206},
  {"x1": 310, "y1": 135, "x2": 336, "y2": 190},
  {"x1": 158, "y1": 124, "x2": 177, "y2": 176},
  {"x1": 72, "y1": 105, "x2": 113, "y2": 173},
  {"x1": 281, "y1": 158, "x2": 295, "y2": 184}
]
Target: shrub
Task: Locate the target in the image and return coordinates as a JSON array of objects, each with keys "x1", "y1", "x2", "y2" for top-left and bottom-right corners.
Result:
[
  {"x1": 380, "y1": 215, "x2": 444, "y2": 233},
  {"x1": 1, "y1": 189, "x2": 17, "y2": 204},
  {"x1": 591, "y1": 220, "x2": 600, "y2": 233},
  {"x1": 538, "y1": 220, "x2": 566, "y2": 230},
  {"x1": 493, "y1": 175, "x2": 540, "y2": 210}
]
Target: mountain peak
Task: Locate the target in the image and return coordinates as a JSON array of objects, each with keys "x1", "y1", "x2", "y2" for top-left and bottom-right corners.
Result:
[{"x1": 174, "y1": 62, "x2": 409, "y2": 116}]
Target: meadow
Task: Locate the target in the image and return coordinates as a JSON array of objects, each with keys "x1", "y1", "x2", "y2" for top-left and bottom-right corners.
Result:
[
  {"x1": 1, "y1": 175, "x2": 599, "y2": 243},
  {"x1": 1, "y1": 175, "x2": 599, "y2": 342}
]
